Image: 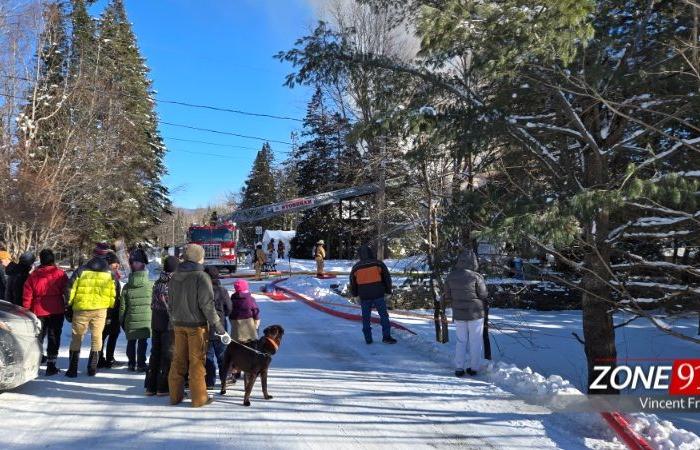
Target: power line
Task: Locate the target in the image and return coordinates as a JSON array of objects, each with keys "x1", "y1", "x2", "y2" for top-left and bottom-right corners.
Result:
[
  {"x1": 0, "y1": 91, "x2": 295, "y2": 147},
  {"x1": 169, "y1": 147, "x2": 291, "y2": 159},
  {"x1": 163, "y1": 136, "x2": 261, "y2": 151},
  {"x1": 158, "y1": 99, "x2": 302, "y2": 122},
  {"x1": 0, "y1": 74, "x2": 303, "y2": 122},
  {"x1": 160, "y1": 121, "x2": 293, "y2": 146}
]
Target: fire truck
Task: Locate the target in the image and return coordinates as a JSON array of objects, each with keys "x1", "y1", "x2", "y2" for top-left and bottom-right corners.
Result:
[{"x1": 186, "y1": 221, "x2": 239, "y2": 273}]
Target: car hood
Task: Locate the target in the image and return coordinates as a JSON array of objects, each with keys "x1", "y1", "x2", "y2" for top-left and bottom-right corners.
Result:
[{"x1": 0, "y1": 300, "x2": 41, "y2": 338}]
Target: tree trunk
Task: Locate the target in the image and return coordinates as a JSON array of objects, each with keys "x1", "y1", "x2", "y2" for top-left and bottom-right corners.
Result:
[{"x1": 582, "y1": 213, "x2": 618, "y2": 394}]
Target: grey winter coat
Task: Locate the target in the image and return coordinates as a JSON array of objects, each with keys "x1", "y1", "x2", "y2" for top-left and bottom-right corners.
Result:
[{"x1": 443, "y1": 251, "x2": 488, "y2": 321}]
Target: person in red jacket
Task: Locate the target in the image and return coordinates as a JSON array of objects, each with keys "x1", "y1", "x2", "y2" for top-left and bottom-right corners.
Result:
[{"x1": 22, "y1": 249, "x2": 68, "y2": 375}]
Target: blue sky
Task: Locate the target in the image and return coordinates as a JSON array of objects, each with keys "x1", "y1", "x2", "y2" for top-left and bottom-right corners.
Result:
[{"x1": 93, "y1": 0, "x2": 316, "y2": 208}]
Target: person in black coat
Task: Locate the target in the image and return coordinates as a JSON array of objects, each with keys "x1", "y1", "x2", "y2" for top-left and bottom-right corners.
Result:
[
  {"x1": 349, "y1": 245, "x2": 396, "y2": 345},
  {"x1": 204, "y1": 266, "x2": 232, "y2": 388},
  {"x1": 5, "y1": 252, "x2": 35, "y2": 306},
  {"x1": 145, "y1": 256, "x2": 179, "y2": 396},
  {"x1": 98, "y1": 252, "x2": 124, "y2": 368}
]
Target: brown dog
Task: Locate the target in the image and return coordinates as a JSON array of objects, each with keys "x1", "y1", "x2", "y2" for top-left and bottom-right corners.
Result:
[{"x1": 220, "y1": 324, "x2": 284, "y2": 406}]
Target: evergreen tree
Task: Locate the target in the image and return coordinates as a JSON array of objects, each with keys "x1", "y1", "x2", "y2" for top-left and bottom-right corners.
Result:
[
  {"x1": 239, "y1": 142, "x2": 279, "y2": 244},
  {"x1": 290, "y1": 87, "x2": 364, "y2": 259},
  {"x1": 96, "y1": 0, "x2": 170, "y2": 242}
]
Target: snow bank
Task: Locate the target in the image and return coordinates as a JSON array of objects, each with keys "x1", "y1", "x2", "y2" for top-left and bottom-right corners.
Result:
[{"x1": 626, "y1": 414, "x2": 700, "y2": 450}]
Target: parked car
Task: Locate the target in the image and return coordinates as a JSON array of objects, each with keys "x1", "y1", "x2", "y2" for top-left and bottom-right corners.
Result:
[{"x1": 0, "y1": 300, "x2": 42, "y2": 391}]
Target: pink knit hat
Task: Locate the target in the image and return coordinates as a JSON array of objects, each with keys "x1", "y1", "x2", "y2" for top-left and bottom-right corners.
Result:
[{"x1": 234, "y1": 279, "x2": 250, "y2": 294}]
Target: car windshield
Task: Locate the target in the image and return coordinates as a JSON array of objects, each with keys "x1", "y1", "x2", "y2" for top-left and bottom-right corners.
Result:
[{"x1": 190, "y1": 229, "x2": 234, "y2": 242}]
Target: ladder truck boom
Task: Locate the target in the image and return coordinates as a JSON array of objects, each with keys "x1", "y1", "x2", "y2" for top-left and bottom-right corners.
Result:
[{"x1": 225, "y1": 178, "x2": 402, "y2": 223}]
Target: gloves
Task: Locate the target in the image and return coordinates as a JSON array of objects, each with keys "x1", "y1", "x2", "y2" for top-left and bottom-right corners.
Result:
[
  {"x1": 217, "y1": 332, "x2": 232, "y2": 345},
  {"x1": 64, "y1": 307, "x2": 73, "y2": 323}
]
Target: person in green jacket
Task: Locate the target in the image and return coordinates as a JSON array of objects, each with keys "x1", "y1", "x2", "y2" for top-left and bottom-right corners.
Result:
[{"x1": 120, "y1": 249, "x2": 153, "y2": 372}]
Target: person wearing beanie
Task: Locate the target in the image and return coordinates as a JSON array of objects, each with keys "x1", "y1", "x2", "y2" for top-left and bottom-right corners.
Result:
[
  {"x1": 98, "y1": 251, "x2": 125, "y2": 369},
  {"x1": 350, "y1": 244, "x2": 397, "y2": 345},
  {"x1": 204, "y1": 266, "x2": 232, "y2": 389},
  {"x1": 64, "y1": 242, "x2": 117, "y2": 378},
  {"x1": 145, "y1": 256, "x2": 179, "y2": 396},
  {"x1": 93, "y1": 242, "x2": 111, "y2": 257},
  {"x1": 167, "y1": 244, "x2": 228, "y2": 407},
  {"x1": 229, "y1": 279, "x2": 260, "y2": 343},
  {"x1": 0, "y1": 249, "x2": 11, "y2": 301},
  {"x1": 5, "y1": 252, "x2": 35, "y2": 307},
  {"x1": 22, "y1": 249, "x2": 68, "y2": 375},
  {"x1": 120, "y1": 249, "x2": 153, "y2": 372}
]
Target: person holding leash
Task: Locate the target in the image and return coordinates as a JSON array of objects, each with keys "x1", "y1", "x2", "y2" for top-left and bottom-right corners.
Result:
[
  {"x1": 167, "y1": 244, "x2": 230, "y2": 407},
  {"x1": 349, "y1": 245, "x2": 397, "y2": 345},
  {"x1": 443, "y1": 249, "x2": 488, "y2": 377}
]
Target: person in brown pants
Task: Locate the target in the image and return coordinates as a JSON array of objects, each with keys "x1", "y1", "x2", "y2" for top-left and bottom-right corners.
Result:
[{"x1": 167, "y1": 244, "x2": 229, "y2": 407}]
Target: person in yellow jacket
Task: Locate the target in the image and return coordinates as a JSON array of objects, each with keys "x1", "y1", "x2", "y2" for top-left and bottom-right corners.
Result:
[
  {"x1": 314, "y1": 240, "x2": 326, "y2": 276},
  {"x1": 64, "y1": 243, "x2": 116, "y2": 378},
  {"x1": 254, "y1": 243, "x2": 267, "y2": 281}
]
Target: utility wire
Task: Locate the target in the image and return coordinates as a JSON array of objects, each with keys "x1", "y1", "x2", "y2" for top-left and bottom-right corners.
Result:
[
  {"x1": 163, "y1": 136, "x2": 261, "y2": 151},
  {"x1": 158, "y1": 99, "x2": 301, "y2": 122},
  {"x1": 0, "y1": 74, "x2": 303, "y2": 122},
  {"x1": 160, "y1": 121, "x2": 293, "y2": 146},
  {"x1": 170, "y1": 147, "x2": 291, "y2": 159},
  {"x1": 0, "y1": 91, "x2": 295, "y2": 147}
]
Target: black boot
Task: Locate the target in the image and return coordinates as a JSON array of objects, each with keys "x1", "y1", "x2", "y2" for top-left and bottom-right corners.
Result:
[
  {"x1": 45, "y1": 357, "x2": 60, "y2": 376},
  {"x1": 65, "y1": 351, "x2": 79, "y2": 378},
  {"x1": 87, "y1": 351, "x2": 100, "y2": 376},
  {"x1": 97, "y1": 352, "x2": 109, "y2": 369}
]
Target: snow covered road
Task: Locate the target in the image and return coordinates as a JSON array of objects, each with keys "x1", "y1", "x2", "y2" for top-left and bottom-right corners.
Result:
[{"x1": 0, "y1": 290, "x2": 607, "y2": 449}]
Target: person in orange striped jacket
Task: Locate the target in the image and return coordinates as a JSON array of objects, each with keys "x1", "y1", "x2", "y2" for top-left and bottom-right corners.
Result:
[{"x1": 349, "y1": 245, "x2": 397, "y2": 345}]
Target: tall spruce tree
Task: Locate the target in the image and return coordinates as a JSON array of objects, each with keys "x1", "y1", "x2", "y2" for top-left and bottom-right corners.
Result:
[
  {"x1": 239, "y1": 142, "x2": 279, "y2": 244},
  {"x1": 96, "y1": 0, "x2": 170, "y2": 242}
]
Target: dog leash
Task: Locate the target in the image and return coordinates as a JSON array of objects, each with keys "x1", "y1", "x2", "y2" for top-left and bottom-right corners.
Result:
[{"x1": 229, "y1": 337, "x2": 273, "y2": 357}]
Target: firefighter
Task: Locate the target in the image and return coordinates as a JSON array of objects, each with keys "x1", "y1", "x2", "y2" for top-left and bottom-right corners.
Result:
[
  {"x1": 314, "y1": 240, "x2": 326, "y2": 277},
  {"x1": 254, "y1": 244, "x2": 267, "y2": 281}
]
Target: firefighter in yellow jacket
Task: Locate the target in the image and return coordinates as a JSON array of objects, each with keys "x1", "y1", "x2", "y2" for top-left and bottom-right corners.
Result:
[
  {"x1": 314, "y1": 240, "x2": 326, "y2": 276},
  {"x1": 254, "y1": 243, "x2": 267, "y2": 281},
  {"x1": 64, "y1": 243, "x2": 117, "y2": 378}
]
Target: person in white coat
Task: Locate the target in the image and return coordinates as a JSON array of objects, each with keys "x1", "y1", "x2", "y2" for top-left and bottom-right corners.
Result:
[{"x1": 443, "y1": 250, "x2": 489, "y2": 377}]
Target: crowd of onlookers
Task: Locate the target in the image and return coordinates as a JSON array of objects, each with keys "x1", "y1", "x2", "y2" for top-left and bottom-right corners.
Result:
[
  {"x1": 1, "y1": 238, "x2": 490, "y2": 404},
  {"x1": 0, "y1": 242, "x2": 259, "y2": 407}
]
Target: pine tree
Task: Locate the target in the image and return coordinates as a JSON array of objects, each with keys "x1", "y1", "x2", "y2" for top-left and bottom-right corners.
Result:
[
  {"x1": 290, "y1": 87, "x2": 364, "y2": 259},
  {"x1": 239, "y1": 142, "x2": 279, "y2": 244}
]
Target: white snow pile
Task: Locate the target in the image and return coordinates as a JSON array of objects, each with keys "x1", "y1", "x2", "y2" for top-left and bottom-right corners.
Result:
[
  {"x1": 626, "y1": 414, "x2": 700, "y2": 450},
  {"x1": 278, "y1": 275, "x2": 352, "y2": 306}
]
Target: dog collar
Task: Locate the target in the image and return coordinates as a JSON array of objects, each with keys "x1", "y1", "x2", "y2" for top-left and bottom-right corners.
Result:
[{"x1": 265, "y1": 336, "x2": 279, "y2": 352}]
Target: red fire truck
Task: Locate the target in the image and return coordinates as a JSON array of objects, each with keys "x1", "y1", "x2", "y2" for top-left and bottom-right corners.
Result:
[{"x1": 187, "y1": 221, "x2": 239, "y2": 273}]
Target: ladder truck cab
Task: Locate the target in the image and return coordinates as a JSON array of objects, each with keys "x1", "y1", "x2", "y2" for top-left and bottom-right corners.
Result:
[{"x1": 186, "y1": 221, "x2": 239, "y2": 273}]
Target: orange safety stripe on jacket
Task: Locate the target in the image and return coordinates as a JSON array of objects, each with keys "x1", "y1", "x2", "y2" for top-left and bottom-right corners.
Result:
[{"x1": 354, "y1": 266, "x2": 382, "y2": 285}]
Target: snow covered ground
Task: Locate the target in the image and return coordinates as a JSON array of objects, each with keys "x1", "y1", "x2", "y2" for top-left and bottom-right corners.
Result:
[
  {"x1": 2, "y1": 259, "x2": 697, "y2": 449},
  {"x1": 268, "y1": 256, "x2": 427, "y2": 274},
  {"x1": 276, "y1": 273, "x2": 700, "y2": 449},
  {"x1": 1, "y1": 275, "x2": 619, "y2": 450}
]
